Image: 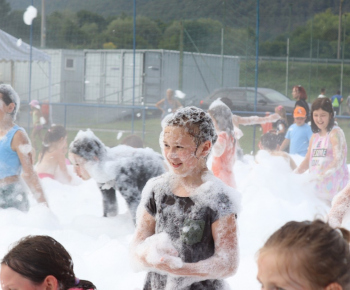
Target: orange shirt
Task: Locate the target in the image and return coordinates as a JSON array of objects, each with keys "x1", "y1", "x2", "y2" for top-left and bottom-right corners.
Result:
[{"x1": 212, "y1": 131, "x2": 236, "y2": 188}]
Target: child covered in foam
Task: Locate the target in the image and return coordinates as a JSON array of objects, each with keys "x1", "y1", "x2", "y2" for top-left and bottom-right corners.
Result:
[{"x1": 131, "y1": 106, "x2": 240, "y2": 290}]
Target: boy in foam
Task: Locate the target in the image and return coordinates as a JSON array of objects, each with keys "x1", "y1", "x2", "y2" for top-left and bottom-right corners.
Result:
[
  {"x1": 257, "y1": 220, "x2": 350, "y2": 290},
  {"x1": 131, "y1": 106, "x2": 240, "y2": 289},
  {"x1": 69, "y1": 129, "x2": 165, "y2": 221},
  {"x1": 279, "y1": 106, "x2": 312, "y2": 157}
]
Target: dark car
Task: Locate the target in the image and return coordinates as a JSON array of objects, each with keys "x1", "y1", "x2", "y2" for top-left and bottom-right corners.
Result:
[{"x1": 198, "y1": 87, "x2": 298, "y2": 124}]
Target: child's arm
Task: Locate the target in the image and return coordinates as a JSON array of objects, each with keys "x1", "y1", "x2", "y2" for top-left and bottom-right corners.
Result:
[
  {"x1": 237, "y1": 113, "x2": 280, "y2": 126},
  {"x1": 295, "y1": 135, "x2": 314, "y2": 174},
  {"x1": 153, "y1": 214, "x2": 238, "y2": 279},
  {"x1": 328, "y1": 183, "x2": 350, "y2": 228},
  {"x1": 279, "y1": 138, "x2": 290, "y2": 152},
  {"x1": 14, "y1": 131, "x2": 47, "y2": 205},
  {"x1": 318, "y1": 128, "x2": 346, "y2": 178}
]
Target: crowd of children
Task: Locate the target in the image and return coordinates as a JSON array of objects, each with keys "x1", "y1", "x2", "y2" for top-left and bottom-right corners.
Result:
[{"x1": 0, "y1": 83, "x2": 350, "y2": 289}]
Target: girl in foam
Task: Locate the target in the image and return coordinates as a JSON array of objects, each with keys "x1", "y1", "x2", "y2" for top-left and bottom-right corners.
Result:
[
  {"x1": 0, "y1": 235, "x2": 96, "y2": 290},
  {"x1": 257, "y1": 220, "x2": 350, "y2": 290},
  {"x1": 208, "y1": 99, "x2": 236, "y2": 188},
  {"x1": 0, "y1": 84, "x2": 46, "y2": 211},
  {"x1": 35, "y1": 125, "x2": 73, "y2": 184},
  {"x1": 131, "y1": 106, "x2": 240, "y2": 289},
  {"x1": 295, "y1": 98, "x2": 349, "y2": 204}
]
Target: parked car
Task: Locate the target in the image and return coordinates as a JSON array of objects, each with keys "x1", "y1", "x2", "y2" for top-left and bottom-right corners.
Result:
[{"x1": 197, "y1": 87, "x2": 300, "y2": 125}]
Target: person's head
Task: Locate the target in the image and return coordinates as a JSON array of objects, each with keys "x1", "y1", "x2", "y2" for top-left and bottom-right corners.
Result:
[
  {"x1": 311, "y1": 98, "x2": 335, "y2": 133},
  {"x1": 166, "y1": 88, "x2": 174, "y2": 100},
  {"x1": 0, "y1": 84, "x2": 20, "y2": 120},
  {"x1": 220, "y1": 97, "x2": 235, "y2": 111},
  {"x1": 320, "y1": 88, "x2": 326, "y2": 94},
  {"x1": 40, "y1": 125, "x2": 67, "y2": 162},
  {"x1": 336, "y1": 90, "x2": 341, "y2": 95},
  {"x1": 1, "y1": 235, "x2": 96, "y2": 290},
  {"x1": 257, "y1": 220, "x2": 350, "y2": 290},
  {"x1": 292, "y1": 85, "x2": 307, "y2": 100},
  {"x1": 259, "y1": 131, "x2": 279, "y2": 151},
  {"x1": 161, "y1": 106, "x2": 217, "y2": 176},
  {"x1": 275, "y1": 105, "x2": 287, "y2": 120},
  {"x1": 29, "y1": 99, "x2": 40, "y2": 110},
  {"x1": 69, "y1": 130, "x2": 107, "y2": 180},
  {"x1": 208, "y1": 99, "x2": 234, "y2": 135},
  {"x1": 293, "y1": 106, "x2": 307, "y2": 126},
  {"x1": 121, "y1": 134, "x2": 144, "y2": 148}
]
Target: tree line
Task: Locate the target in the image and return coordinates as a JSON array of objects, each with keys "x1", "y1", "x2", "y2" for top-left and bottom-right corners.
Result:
[{"x1": 1, "y1": 0, "x2": 349, "y2": 59}]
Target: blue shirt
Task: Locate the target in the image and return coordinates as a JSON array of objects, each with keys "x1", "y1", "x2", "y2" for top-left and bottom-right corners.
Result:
[
  {"x1": 285, "y1": 123, "x2": 313, "y2": 156},
  {"x1": 0, "y1": 125, "x2": 24, "y2": 179}
]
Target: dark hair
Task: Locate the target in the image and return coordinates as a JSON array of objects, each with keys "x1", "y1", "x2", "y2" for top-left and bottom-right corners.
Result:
[
  {"x1": 0, "y1": 84, "x2": 19, "y2": 119},
  {"x1": 320, "y1": 88, "x2": 326, "y2": 93},
  {"x1": 259, "y1": 220, "x2": 350, "y2": 289},
  {"x1": 220, "y1": 97, "x2": 234, "y2": 111},
  {"x1": 70, "y1": 132, "x2": 106, "y2": 161},
  {"x1": 165, "y1": 106, "x2": 217, "y2": 147},
  {"x1": 260, "y1": 131, "x2": 279, "y2": 151},
  {"x1": 293, "y1": 85, "x2": 307, "y2": 100},
  {"x1": 39, "y1": 125, "x2": 67, "y2": 162},
  {"x1": 310, "y1": 98, "x2": 334, "y2": 133},
  {"x1": 208, "y1": 100, "x2": 234, "y2": 138},
  {"x1": 336, "y1": 90, "x2": 341, "y2": 95},
  {"x1": 121, "y1": 134, "x2": 144, "y2": 148},
  {"x1": 2, "y1": 235, "x2": 96, "y2": 290}
]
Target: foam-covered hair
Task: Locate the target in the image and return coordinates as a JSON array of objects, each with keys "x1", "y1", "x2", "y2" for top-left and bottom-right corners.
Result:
[
  {"x1": 165, "y1": 106, "x2": 217, "y2": 146},
  {"x1": 0, "y1": 84, "x2": 20, "y2": 120},
  {"x1": 69, "y1": 129, "x2": 107, "y2": 161}
]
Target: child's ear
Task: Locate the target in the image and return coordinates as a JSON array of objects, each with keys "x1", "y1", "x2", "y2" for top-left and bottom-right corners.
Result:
[
  {"x1": 43, "y1": 275, "x2": 58, "y2": 290},
  {"x1": 7, "y1": 103, "x2": 15, "y2": 114},
  {"x1": 324, "y1": 282, "x2": 342, "y2": 290},
  {"x1": 199, "y1": 140, "x2": 212, "y2": 157}
]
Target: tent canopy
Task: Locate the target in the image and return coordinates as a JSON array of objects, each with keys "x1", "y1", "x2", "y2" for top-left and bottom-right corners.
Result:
[{"x1": 0, "y1": 29, "x2": 50, "y2": 62}]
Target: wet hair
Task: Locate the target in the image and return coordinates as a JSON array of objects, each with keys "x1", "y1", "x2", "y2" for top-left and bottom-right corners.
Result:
[
  {"x1": 208, "y1": 100, "x2": 234, "y2": 138},
  {"x1": 70, "y1": 133, "x2": 106, "y2": 161},
  {"x1": 121, "y1": 134, "x2": 144, "y2": 148},
  {"x1": 260, "y1": 131, "x2": 279, "y2": 151},
  {"x1": 0, "y1": 84, "x2": 20, "y2": 119},
  {"x1": 259, "y1": 220, "x2": 350, "y2": 289},
  {"x1": 165, "y1": 106, "x2": 217, "y2": 148},
  {"x1": 310, "y1": 98, "x2": 335, "y2": 133},
  {"x1": 220, "y1": 97, "x2": 234, "y2": 111},
  {"x1": 2, "y1": 235, "x2": 96, "y2": 290},
  {"x1": 292, "y1": 85, "x2": 307, "y2": 100},
  {"x1": 39, "y1": 125, "x2": 67, "y2": 162}
]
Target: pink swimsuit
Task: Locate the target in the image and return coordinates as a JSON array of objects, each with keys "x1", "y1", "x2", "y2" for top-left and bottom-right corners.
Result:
[
  {"x1": 212, "y1": 131, "x2": 236, "y2": 188},
  {"x1": 309, "y1": 127, "x2": 349, "y2": 201}
]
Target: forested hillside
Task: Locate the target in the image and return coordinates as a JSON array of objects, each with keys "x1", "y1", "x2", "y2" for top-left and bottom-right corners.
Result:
[{"x1": 8, "y1": 0, "x2": 348, "y2": 41}]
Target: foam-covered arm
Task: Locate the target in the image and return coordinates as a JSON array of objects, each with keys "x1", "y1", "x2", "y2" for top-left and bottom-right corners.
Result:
[
  {"x1": 328, "y1": 184, "x2": 350, "y2": 228},
  {"x1": 15, "y1": 131, "x2": 47, "y2": 205},
  {"x1": 295, "y1": 136, "x2": 313, "y2": 174},
  {"x1": 151, "y1": 214, "x2": 238, "y2": 279},
  {"x1": 238, "y1": 113, "x2": 280, "y2": 126}
]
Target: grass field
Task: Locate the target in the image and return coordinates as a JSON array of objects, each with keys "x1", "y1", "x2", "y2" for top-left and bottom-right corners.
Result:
[{"x1": 63, "y1": 115, "x2": 350, "y2": 163}]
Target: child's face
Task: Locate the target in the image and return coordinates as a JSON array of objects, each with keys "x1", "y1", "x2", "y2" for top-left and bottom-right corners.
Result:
[
  {"x1": 294, "y1": 117, "x2": 306, "y2": 126},
  {"x1": 163, "y1": 126, "x2": 204, "y2": 176},
  {"x1": 312, "y1": 108, "x2": 330, "y2": 132},
  {"x1": 257, "y1": 252, "x2": 310, "y2": 290}
]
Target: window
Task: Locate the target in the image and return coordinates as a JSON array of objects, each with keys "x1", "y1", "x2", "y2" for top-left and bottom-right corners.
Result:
[{"x1": 65, "y1": 58, "x2": 75, "y2": 70}]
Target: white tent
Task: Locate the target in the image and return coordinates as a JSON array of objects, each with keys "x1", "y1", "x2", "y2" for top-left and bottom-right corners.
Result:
[
  {"x1": 0, "y1": 29, "x2": 51, "y2": 102},
  {"x1": 0, "y1": 29, "x2": 50, "y2": 62}
]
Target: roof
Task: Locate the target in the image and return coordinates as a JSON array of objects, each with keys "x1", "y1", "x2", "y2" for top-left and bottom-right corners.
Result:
[{"x1": 0, "y1": 29, "x2": 50, "y2": 62}]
